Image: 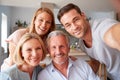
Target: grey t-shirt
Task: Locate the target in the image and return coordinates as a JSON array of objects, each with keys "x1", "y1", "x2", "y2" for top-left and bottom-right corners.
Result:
[{"x1": 84, "y1": 18, "x2": 120, "y2": 80}]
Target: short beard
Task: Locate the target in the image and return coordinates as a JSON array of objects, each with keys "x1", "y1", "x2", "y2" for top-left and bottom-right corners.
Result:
[{"x1": 53, "y1": 57, "x2": 68, "y2": 65}]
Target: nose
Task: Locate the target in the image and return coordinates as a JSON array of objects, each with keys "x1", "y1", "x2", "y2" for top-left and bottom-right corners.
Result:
[
  {"x1": 41, "y1": 21, "x2": 46, "y2": 27},
  {"x1": 32, "y1": 50, "x2": 37, "y2": 57},
  {"x1": 56, "y1": 47, "x2": 61, "y2": 55},
  {"x1": 71, "y1": 23, "x2": 77, "y2": 30}
]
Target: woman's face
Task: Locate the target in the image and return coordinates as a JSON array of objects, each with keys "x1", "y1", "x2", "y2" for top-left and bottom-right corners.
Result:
[
  {"x1": 21, "y1": 38, "x2": 43, "y2": 67},
  {"x1": 34, "y1": 12, "x2": 52, "y2": 36}
]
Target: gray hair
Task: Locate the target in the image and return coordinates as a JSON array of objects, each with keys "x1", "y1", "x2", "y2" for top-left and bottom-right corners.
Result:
[{"x1": 46, "y1": 30, "x2": 70, "y2": 47}]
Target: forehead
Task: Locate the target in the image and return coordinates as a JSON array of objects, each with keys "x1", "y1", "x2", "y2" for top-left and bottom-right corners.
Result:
[
  {"x1": 23, "y1": 38, "x2": 41, "y2": 46},
  {"x1": 49, "y1": 35, "x2": 68, "y2": 45},
  {"x1": 36, "y1": 12, "x2": 52, "y2": 20},
  {"x1": 60, "y1": 9, "x2": 80, "y2": 24}
]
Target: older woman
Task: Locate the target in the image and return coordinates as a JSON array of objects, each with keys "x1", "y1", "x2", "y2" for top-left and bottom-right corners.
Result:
[
  {"x1": 1, "y1": 7, "x2": 55, "y2": 71},
  {"x1": 1, "y1": 33, "x2": 46, "y2": 80}
]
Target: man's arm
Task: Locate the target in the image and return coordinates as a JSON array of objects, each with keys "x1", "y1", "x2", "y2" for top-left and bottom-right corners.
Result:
[
  {"x1": 104, "y1": 23, "x2": 120, "y2": 51},
  {"x1": 88, "y1": 58, "x2": 100, "y2": 74}
]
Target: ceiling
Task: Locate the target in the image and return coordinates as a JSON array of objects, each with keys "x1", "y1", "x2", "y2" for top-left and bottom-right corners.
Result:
[{"x1": 0, "y1": 0, "x2": 114, "y2": 11}]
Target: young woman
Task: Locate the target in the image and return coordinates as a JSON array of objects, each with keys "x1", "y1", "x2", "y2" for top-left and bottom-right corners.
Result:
[{"x1": 1, "y1": 7, "x2": 55, "y2": 71}]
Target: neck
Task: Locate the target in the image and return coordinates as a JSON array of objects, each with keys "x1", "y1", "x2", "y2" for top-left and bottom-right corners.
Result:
[
  {"x1": 53, "y1": 59, "x2": 69, "y2": 77},
  {"x1": 18, "y1": 64, "x2": 35, "y2": 79},
  {"x1": 83, "y1": 23, "x2": 92, "y2": 48}
]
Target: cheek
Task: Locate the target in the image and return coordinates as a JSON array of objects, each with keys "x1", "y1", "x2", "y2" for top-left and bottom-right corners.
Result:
[
  {"x1": 38, "y1": 50, "x2": 44, "y2": 58},
  {"x1": 64, "y1": 28, "x2": 71, "y2": 33},
  {"x1": 46, "y1": 25, "x2": 51, "y2": 30},
  {"x1": 22, "y1": 52, "x2": 29, "y2": 59},
  {"x1": 21, "y1": 50, "x2": 29, "y2": 58},
  {"x1": 34, "y1": 20, "x2": 41, "y2": 27},
  {"x1": 49, "y1": 50, "x2": 54, "y2": 57}
]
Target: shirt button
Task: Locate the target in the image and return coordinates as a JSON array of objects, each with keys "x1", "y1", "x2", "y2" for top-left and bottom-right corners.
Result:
[{"x1": 52, "y1": 69, "x2": 55, "y2": 72}]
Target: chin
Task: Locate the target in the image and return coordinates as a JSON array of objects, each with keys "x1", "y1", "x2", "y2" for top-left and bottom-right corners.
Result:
[
  {"x1": 54, "y1": 58, "x2": 68, "y2": 65},
  {"x1": 31, "y1": 64, "x2": 38, "y2": 67},
  {"x1": 55, "y1": 61, "x2": 65, "y2": 65}
]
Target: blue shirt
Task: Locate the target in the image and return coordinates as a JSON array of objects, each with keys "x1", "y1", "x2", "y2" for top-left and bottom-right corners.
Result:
[{"x1": 38, "y1": 58, "x2": 100, "y2": 80}]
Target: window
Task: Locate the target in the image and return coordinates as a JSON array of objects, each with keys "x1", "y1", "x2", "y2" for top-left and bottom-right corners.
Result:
[{"x1": 1, "y1": 13, "x2": 7, "y2": 53}]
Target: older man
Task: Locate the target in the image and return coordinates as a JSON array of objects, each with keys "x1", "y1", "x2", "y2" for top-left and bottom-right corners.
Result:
[{"x1": 38, "y1": 30, "x2": 100, "y2": 80}]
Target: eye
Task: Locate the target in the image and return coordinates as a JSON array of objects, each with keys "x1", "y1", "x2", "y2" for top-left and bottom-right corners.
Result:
[
  {"x1": 65, "y1": 23, "x2": 71, "y2": 29},
  {"x1": 50, "y1": 46, "x2": 56, "y2": 50},
  {"x1": 60, "y1": 45, "x2": 65, "y2": 49},
  {"x1": 36, "y1": 47, "x2": 42, "y2": 50},
  {"x1": 37, "y1": 19, "x2": 43, "y2": 22},
  {"x1": 52, "y1": 46, "x2": 56, "y2": 49},
  {"x1": 25, "y1": 48, "x2": 32, "y2": 53},
  {"x1": 46, "y1": 21, "x2": 52, "y2": 25},
  {"x1": 73, "y1": 17, "x2": 80, "y2": 23}
]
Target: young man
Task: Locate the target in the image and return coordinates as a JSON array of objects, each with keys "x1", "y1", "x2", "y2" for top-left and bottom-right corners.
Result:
[
  {"x1": 38, "y1": 30, "x2": 100, "y2": 80},
  {"x1": 57, "y1": 3, "x2": 120, "y2": 80}
]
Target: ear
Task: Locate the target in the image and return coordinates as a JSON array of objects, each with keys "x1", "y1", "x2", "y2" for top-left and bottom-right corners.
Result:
[
  {"x1": 81, "y1": 12, "x2": 87, "y2": 20},
  {"x1": 47, "y1": 47, "x2": 50, "y2": 54},
  {"x1": 67, "y1": 46, "x2": 70, "y2": 53}
]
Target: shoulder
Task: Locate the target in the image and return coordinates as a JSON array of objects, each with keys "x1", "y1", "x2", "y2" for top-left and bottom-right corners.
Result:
[
  {"x1": 1, "y1": 58, "x2": 11, "y2": 72},
  {"x1": 91, "y1": 18, "x2": 118, "y2": 39},
  {"x1": 10, "y1": 28, "x2": 28, "y2": 38},
  {"x1": 2, "y1": 65, "x2": 18, "y2": 74},
  {"x1": 38, "y1": 64, "x2": 52, "y2": 79},
  {"x1": 1, "y1": 65, "x2": 18, "y2": 80},
  {"x1": 0, "y1": 72, "x2": 11, "y2": 80},
  {"x1": 90, "y1": 18, "x2": 118, "y2": 29},
  {"x1": 6, "y1": 28, "x2": 28, "y2": 44},
  {"x1": 72, "y1": 58, "x2": 91, "y2": 69}
]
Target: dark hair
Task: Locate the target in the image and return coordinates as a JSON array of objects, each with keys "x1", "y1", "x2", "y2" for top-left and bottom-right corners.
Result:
[{"x1": 57, "y1": 3, "x2": 82, "y2": 22}]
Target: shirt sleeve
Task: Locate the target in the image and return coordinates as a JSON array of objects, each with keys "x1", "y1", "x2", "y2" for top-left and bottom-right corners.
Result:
[{"x1": 6, "y1": 28, "x2": 27, "y2": 45}]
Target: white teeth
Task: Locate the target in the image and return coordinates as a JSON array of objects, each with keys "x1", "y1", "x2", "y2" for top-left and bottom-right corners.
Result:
[
  {"x1": 30, "y1": 58, "x2": 38, "y2": 61},
  {"x1": 41, "y1": 28, "x2": 45, "y2": 31},
  {"x1": 38, "y1": 26, "x2": 46, "y2": 31},
  {"x1": 55, "y1": 54, "x2": 62, "y2": 58},
  {"x1": 74, "y1": 31, "x2": 80, "y2": 35}
]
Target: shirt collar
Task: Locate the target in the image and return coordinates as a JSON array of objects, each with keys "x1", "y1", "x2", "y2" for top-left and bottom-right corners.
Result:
[{"x1": 49, "y1": 58, "x2": 74, "y2": 72}]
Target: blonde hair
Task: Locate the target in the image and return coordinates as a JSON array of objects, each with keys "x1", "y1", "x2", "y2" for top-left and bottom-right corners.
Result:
[{"x1": 13, "y1": 33, "x2": 47, "y2": 65}]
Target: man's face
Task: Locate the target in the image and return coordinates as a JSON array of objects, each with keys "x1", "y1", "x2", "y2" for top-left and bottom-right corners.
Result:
[
  {"x1": 48, "y1": 35, "x2": 70, "y2": 65},
  {"x1": 60, "y1": 9, "x2": 88, "y2": 38}
]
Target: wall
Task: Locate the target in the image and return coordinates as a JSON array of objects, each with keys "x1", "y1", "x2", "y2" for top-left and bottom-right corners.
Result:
[
  {"x1": 9, "y1": 6, "x2": 36, "y2": 32},
  {"x1": 0, "y1": 0, "x2": 114, "y2": 11}
]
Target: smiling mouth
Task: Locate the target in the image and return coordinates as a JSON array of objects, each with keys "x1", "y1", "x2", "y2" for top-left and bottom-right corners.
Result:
[
  {"x1": 74, "y1": 31, "x2": 81, "y2": 35},
  {"x1": 30, "y1": 58, "x2": 39, "y2": 62},
  {"x1": 55, "y1": 54, "x2": 63, "y2": 58},
  {"x1": 40, "y1": 27, "x2": 46, "y2": 31}
]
